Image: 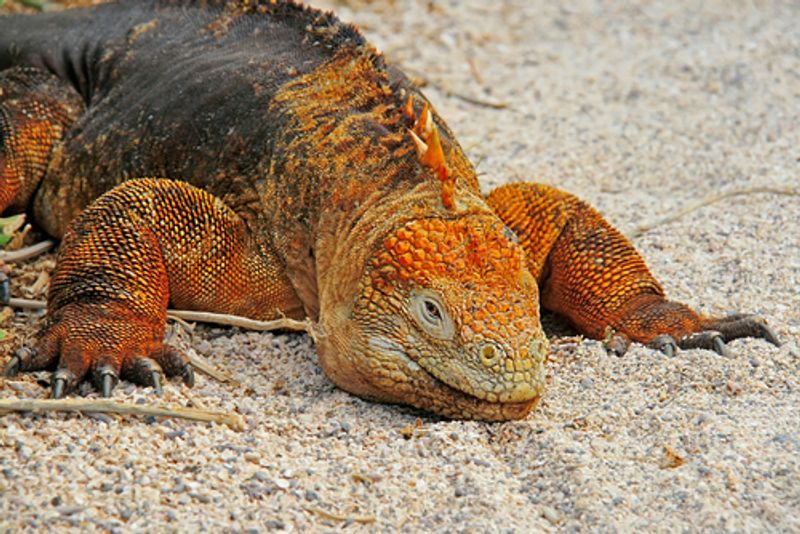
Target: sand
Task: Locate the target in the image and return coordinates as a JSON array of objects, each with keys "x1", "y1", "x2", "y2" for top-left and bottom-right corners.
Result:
[{"x1": 1, "y1": 0, "x2": 798, "y2": 532}]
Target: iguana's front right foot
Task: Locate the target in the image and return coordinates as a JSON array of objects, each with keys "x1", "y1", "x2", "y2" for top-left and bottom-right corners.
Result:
[{"x1": 487, "y1": 183, "x2": 780, "y2": 356}]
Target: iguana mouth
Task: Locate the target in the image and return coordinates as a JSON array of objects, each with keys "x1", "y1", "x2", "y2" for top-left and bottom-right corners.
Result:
[{"x1": 367, "y1": 336, "x2": 543, "y2": 407}]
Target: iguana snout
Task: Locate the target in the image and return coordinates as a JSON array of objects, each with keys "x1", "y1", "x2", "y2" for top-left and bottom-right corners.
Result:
[{"x1": 316, "y1": 212, "x2": 549, "y2": 420}]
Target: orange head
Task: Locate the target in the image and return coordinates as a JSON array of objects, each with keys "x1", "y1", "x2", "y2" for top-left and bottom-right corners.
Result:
[{"x1": 330, "y1": 212, "x2": 549, "y2": 420}]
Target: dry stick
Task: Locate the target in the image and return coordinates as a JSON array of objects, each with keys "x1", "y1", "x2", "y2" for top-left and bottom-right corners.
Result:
[
  {"x1": 0, "y1": 240, "x2": 55, "y2": 263},
  {"x1": 6, "y1": 298, "x2": 318, "y2": 339},
  {"x1": 305, "y1": 506, "x2": 377, "y2": 525},
  {"x1": 184, "y1": 349, "x2": 239, "y2": 386},
  {"x1": 166, "y1": 309, "x2": 318, "y2": 340},
  {"x1": 400, "y1": 65, "x2": 508, "y2": 110},
  {"x1": 0, "y1": 398, "x2": 246, "y2": 431},
  {"x1": 7, "y1": 297, "x2": 45, "y2": 310},
  {"x1": 5, "y1": 298, "x2": 318, "y2": 384},
  {"x1": 628, "y1": 186, "x2": 799, "y2": 239}
]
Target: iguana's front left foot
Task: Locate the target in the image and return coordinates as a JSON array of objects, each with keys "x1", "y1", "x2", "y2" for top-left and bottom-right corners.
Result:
[
  {"x1": 487, "y1": 183, "x2": 780, "y2": 356},
  {"x1": 5, "y1": 178, "x2": 302, "y2": 398},
  {"x1": 4, "y1": 315, "x2": 194, "y2": 398},
  {"x1": 602, "y1": 294, "x2": 780, "y2": 357}
]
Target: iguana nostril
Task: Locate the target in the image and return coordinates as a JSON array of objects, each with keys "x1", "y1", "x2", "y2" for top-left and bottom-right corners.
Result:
[{"x1": 479, "y1": 343, "x2": 504, "y2": 367}]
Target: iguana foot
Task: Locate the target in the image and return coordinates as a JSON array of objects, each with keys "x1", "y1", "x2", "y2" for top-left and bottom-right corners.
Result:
[
  {"x1": 602, "y1": 290, "x2": 779, "y2": 357},
  {"x1": 4, "y1": 305, "x2": 193, "y2": 397},
  {"x1": 487, "y1": 183, "x2": 781, "y2": 357}
]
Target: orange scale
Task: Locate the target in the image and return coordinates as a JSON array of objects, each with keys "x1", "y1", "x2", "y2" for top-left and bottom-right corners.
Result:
[
  {"x1": 412, "y1": 248, "x2": 426, "y2": 261},
  {"x1": 398, "y1": 252, "x2": 414, "y2": 268},
  {"x1": 417, "y1": 237, "x2": 433, "y2": 252},
  {"x1": 413, "y1": 226, "x2": 429, "y2": 238},
  {"x1": 395, "y1": 240, "x2": 411, "y2": 254}
]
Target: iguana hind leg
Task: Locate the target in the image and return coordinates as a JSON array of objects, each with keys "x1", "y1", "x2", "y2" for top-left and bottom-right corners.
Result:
[
  {"x1": 5, "y1": 178, "x2": 305, "y2": 397},
  {"x1": 486, "y1": 183, "x2": 779, "y2": 355},
  {"x1": 0, "y1": 67, "x2": 84, "y2": 213}
]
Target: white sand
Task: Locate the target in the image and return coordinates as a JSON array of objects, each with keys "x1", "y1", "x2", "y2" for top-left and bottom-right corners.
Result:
[{"x1": 2, "y1": 0, "x2": 799, "y2": 531}]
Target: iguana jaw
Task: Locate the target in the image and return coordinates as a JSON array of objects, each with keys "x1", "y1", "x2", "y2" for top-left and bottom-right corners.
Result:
[{"x1": 317, "y1": 329, "x2": 543, "y2": 421}]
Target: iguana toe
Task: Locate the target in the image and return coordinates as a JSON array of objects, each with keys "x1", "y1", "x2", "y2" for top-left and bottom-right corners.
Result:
[
  {"x1": 51, "y1": 369, "x2": 75, "y2": 399},
  {"x1": 702, "y1": 314, "x2": 780, "y2": 347},
  {"x1": 0, "y1": 272, "x2": 9, "y2": 304},
  {"x1": 94, "y1": 365, "x2": 118, "y2": 398},
  {"x1": 649, "y1": 335, "x2": 678, "y2": 357},
  {"x1": 3, "y1": 353, "x2": 21, "y2": 377},
  {"x1": 124, "y1": 357, "x2": 165, "y2": 394},
  {"x1": 679, "y1": 330, "x2": 725, "y2": 354}
]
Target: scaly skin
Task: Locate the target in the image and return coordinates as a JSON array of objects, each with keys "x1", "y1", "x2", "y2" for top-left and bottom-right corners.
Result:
[{"x1": 0, "y1": 1, "x2": 778, "y2": 420}]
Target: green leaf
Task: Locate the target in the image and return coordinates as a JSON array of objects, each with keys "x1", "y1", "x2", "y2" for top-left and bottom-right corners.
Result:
[
  {"x1": 0, "y1": 330, "x2": 7, "y2": 341},
  {"x1": 19, "y1": 0, "x2": 51, "y2": 10},
  {"x1": 0, "y1": 214, "x2": 25, "y2": 248}
]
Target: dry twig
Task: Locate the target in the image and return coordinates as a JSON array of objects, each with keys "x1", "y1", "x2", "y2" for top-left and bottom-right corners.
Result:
[
  {"x1": 0, "y1": 398, "x2": 245, "y2": 431},
  {"x1": 184, "y1": 349, "x2": 240, "y2": 387},
  {"x1": 629, "y1": 186, "x2": 799, "y2": 239},
  {"x1": 305, "y1": 506, "x2": 376, "y2": 525},
  {"x1": 0, "y1": 240, "x2": 55, "y2": 263},
  {"x1": 6, "y1": 298, "x2": 318, "y2": 340},
  {"x1": 166, "y1": 309, "x2": 318, "y2": 340},
  {"x1": 401, "y1": 65, "x2": 508, "y2": 110}
]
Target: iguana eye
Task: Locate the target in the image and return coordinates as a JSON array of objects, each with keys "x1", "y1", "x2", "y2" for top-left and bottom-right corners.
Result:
[
  {"x1": 410, "y1": 290, "x2": 454, "y2": 340},
  {"x1": 423, "y1": 299, "x2": 442, "y2": 322}
]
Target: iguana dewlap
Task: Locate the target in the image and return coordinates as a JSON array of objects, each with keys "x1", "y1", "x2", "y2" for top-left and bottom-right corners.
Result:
[{"x1": 0, "y1": 1, "x2": 778, "y2": 420}]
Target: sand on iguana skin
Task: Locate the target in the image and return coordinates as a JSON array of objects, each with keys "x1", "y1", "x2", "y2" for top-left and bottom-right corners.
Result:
[{"x1": 1, "y1": 0, "x2": 798, "y2": 531}]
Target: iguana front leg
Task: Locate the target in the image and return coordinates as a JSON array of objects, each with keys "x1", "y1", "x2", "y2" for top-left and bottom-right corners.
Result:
[
  {"x1": 487, "y1": 183, "x2": 779, "y2": 355},
  {"x1": 5, "y1": 179, "x2": 304, "y2": 397}
]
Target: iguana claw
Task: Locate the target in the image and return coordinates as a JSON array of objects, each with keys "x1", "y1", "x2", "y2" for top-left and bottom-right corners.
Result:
[
  {"x1": 94, "y1": 364, "x2": 119, "y2": 398},
  {"x1": 51, "y1": 369, "x2": 74, "y2": 399},
  {"x1": 4, "y1": 355, "x2": 20, "y2": 377},
  {"x1": 182, "y1": 364, "x2": 195, "y2": 388},
  {"x1": 650, "y1": 335, "x2": 677, "y2": 357},
  {"x1": 151, "y1": 371, "x2": 163, "y2": 395},
  {"x1": 713, "y1": 336, "x2": 727, "y2": 356},
  {"x1": 0, "y1": 272, "x2": 9, "y2": 305},
  {"x1": 126, "y1": 357, "x2": 164, "y2": 394}
]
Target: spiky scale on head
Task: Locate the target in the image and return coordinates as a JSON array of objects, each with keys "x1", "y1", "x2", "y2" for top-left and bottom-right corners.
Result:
[{"x1": 405, "y1": 96, "x2": 457, "y2": 210}]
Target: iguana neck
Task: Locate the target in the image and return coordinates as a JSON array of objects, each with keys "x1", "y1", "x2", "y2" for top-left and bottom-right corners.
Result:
[{"x1": 258, "y1": 43, "x2": 487, "y2": 319}]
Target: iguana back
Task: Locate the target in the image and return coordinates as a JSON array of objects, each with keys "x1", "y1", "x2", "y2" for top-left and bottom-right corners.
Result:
[{"x1": 0, "y1": 0, "x2": 396, "y2": 232}]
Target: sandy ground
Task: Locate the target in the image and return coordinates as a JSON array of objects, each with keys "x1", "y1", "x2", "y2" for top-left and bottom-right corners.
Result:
[{"x1": 1, "y1": 0, "x2": 799, "y2": 532}]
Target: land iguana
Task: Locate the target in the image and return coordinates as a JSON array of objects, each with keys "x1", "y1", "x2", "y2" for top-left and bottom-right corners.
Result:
[{"x1": 0, "y1": 0, "x2": 779, "y2": 420}]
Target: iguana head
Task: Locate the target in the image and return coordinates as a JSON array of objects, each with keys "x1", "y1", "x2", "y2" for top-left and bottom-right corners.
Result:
[{"x1": 316, "y1": 210, "x2": 549, "y2": 421}]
